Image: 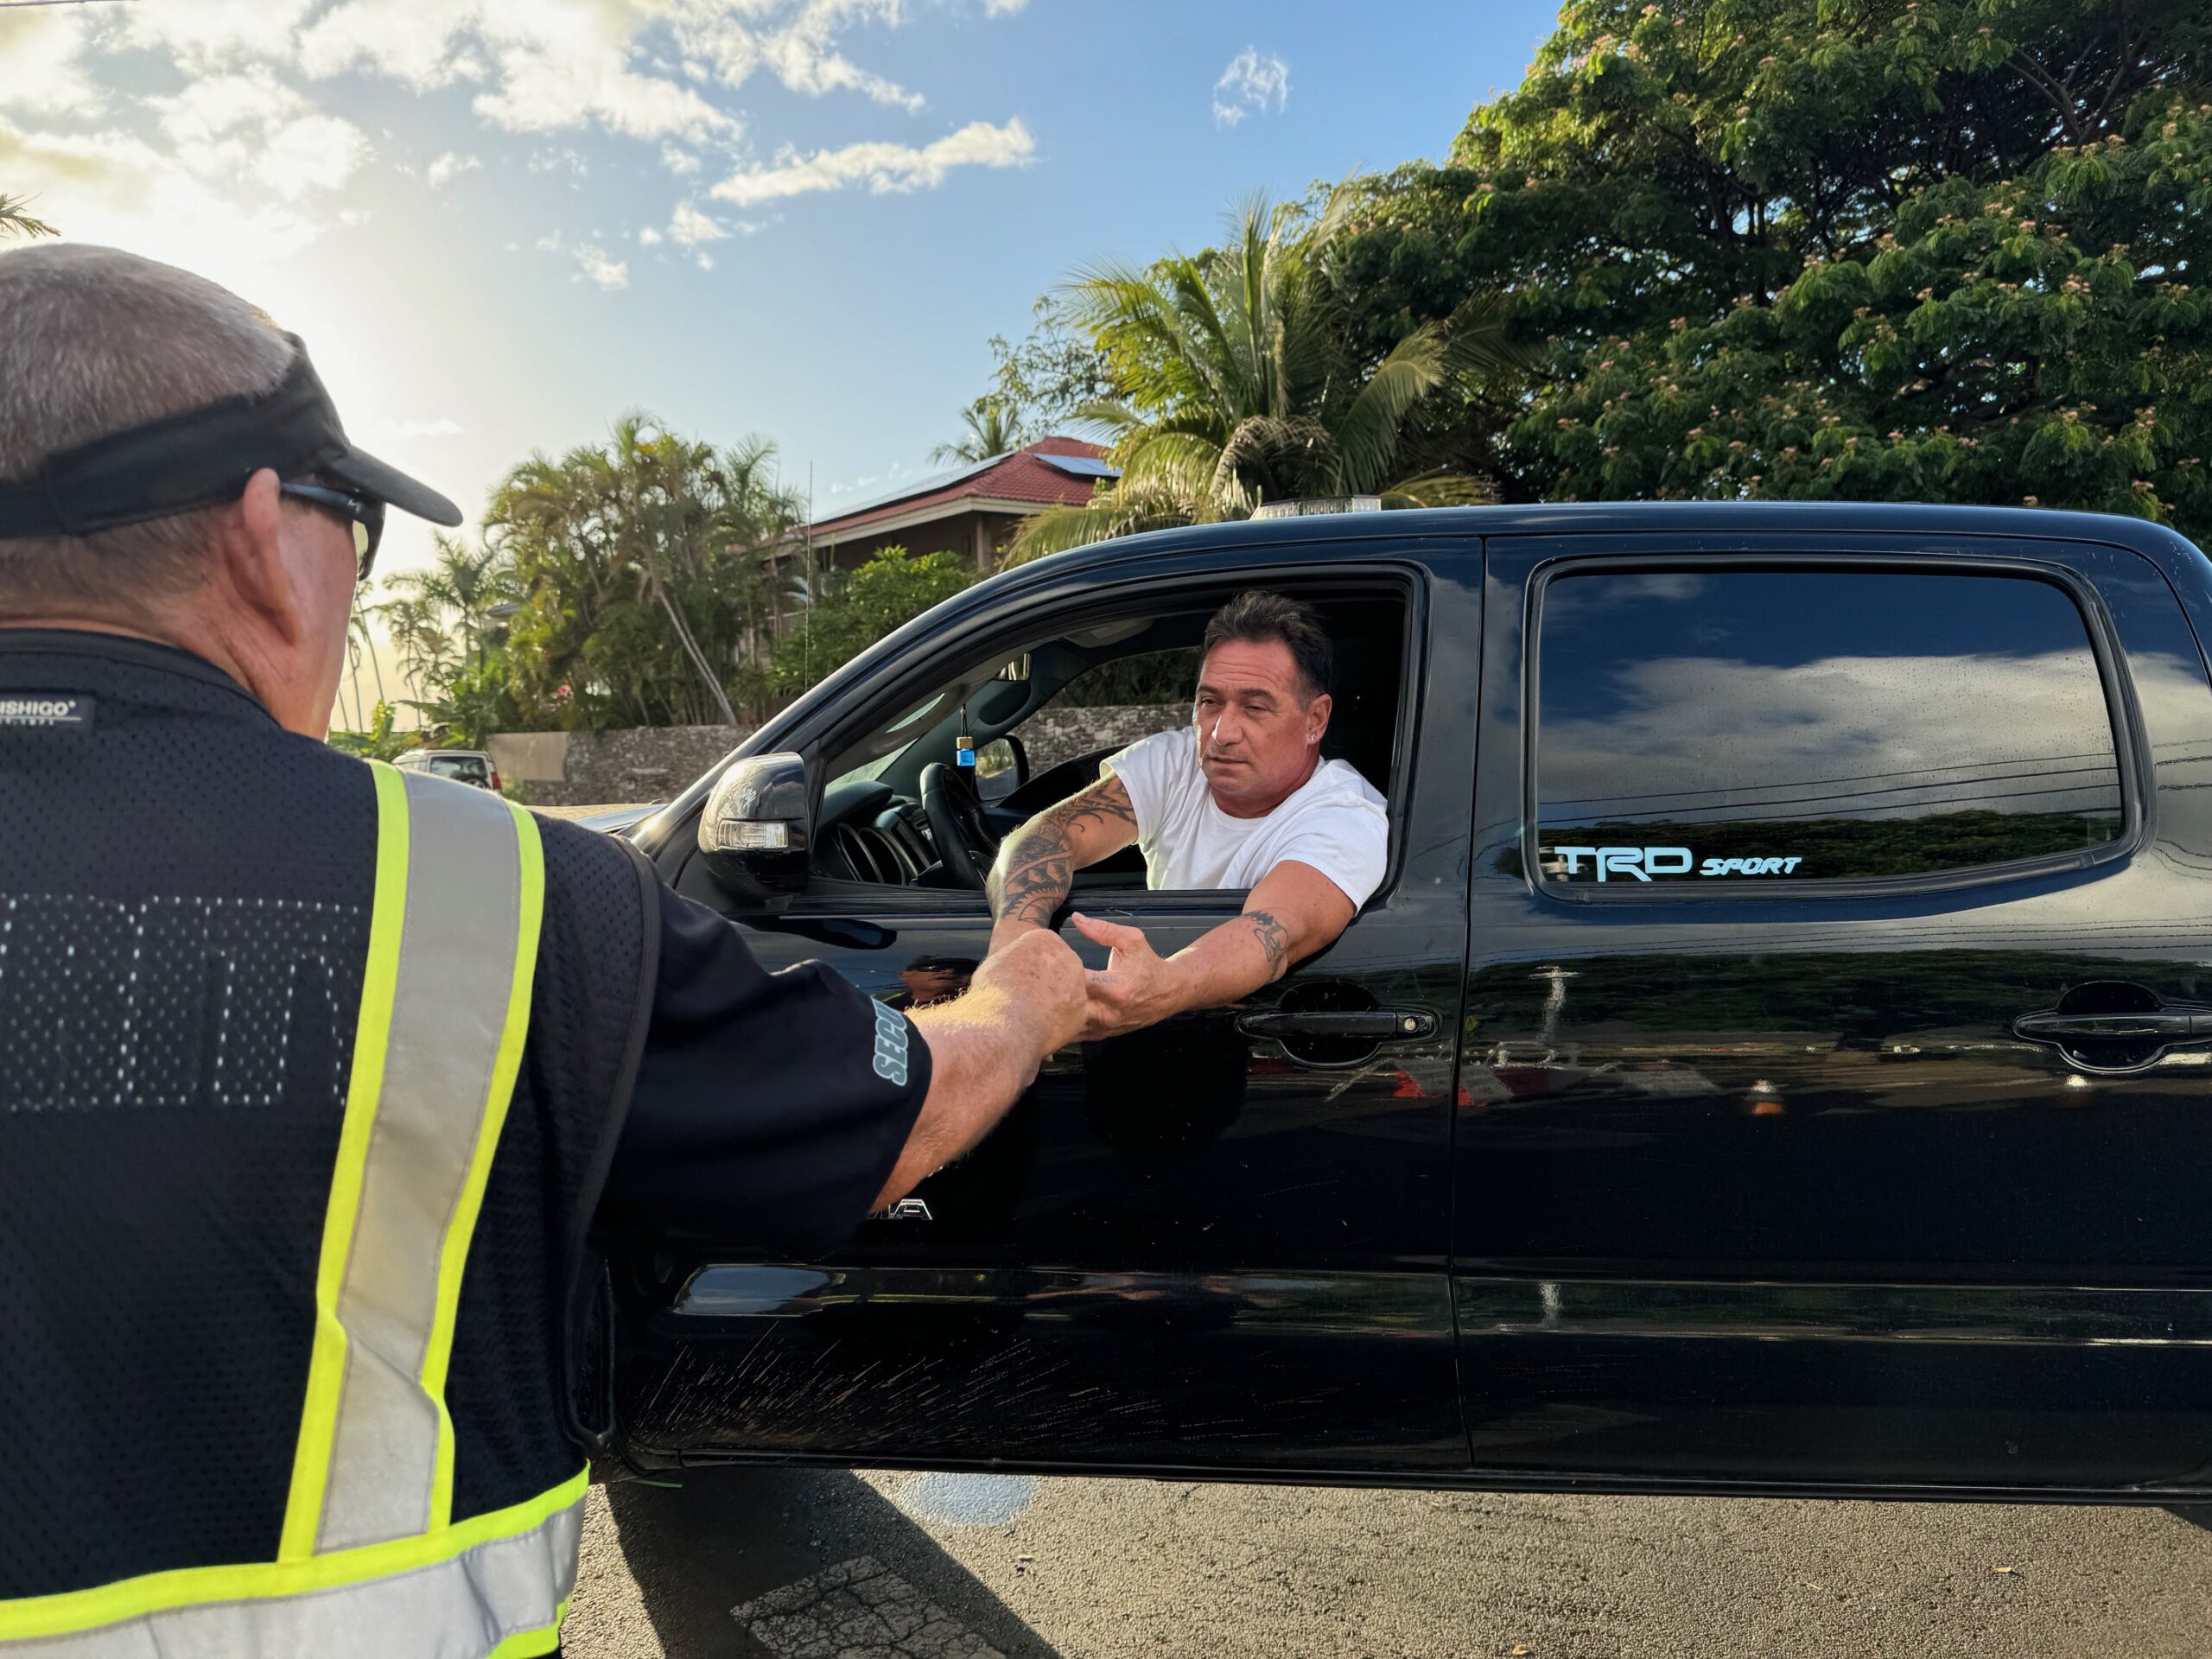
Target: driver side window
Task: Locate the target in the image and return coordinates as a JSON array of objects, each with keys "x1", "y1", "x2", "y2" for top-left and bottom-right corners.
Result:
[{"x1": 810, "y1": 634, "x2": 1198, "y2": 893}]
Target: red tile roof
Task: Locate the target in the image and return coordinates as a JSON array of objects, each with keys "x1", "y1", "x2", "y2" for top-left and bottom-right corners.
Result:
[{"x1": 809, "y1": 437, "x2": 1112, "y2": 539}]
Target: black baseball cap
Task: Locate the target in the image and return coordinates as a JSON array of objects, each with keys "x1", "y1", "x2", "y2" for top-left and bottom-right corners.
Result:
[{"x1": 0, "y1": 332, "x2": 460, "y2": 539}]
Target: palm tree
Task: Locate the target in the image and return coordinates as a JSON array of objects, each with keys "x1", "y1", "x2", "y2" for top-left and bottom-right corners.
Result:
[
  {"x1": 0, "y1": 194, "x2": 54, "y2": 241},
  {"x1": 931, "y1": 396, "x2": 1022, "y2": 465},
  {"x1": 1008, "y1": 189, "x2": 1523, "y2": 562},
  {"x1": 349, "y1": 594, "x2": 390, "y2": 708},
  {"x1": 374, "y1": 594, "x2": 461, "y2": 697},
  {"x1": 381, "y1": 535, "x2": 512, "y2": 667}
]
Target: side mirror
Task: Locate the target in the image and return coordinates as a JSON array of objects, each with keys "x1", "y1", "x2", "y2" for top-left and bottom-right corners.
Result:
[
  {"x1": 973, "y1": 734, "x2": 1029, "y2": 805},
  {"x1": 698, "y1": 752, "x2": 812, "y2": 903}
]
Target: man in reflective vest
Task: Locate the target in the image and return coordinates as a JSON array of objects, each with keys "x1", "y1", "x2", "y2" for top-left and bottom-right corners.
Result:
[{"x1": 0, "y1": 246, "x2": 1084, "y2": 1656}]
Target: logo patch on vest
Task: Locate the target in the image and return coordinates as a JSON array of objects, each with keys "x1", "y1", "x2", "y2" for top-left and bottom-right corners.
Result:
[
  {"x1": 0, "y1": 692, "x2": 93, "y2": 730},
  {"x1": 872, "y1": 999, "x2": 911, "y2": 1088}
]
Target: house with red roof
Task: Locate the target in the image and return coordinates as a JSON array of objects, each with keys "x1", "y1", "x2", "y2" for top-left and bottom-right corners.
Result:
[{"x1": 801, "y1": 435, "x2": 1117, "y2": 574}]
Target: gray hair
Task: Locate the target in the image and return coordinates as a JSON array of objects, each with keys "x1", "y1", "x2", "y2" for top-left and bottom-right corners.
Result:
[{"x1": 0, "y1": 244, "x2": 294, "y2": 613}]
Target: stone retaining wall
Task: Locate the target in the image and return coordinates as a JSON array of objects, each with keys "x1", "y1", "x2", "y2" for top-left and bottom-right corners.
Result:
[
  {"x1": 489, "y1": 724, "x2": 748, "y2": 808},
  {"x1": 488, "y1": 705, "x2": 1183, "y2": 808},
  {"x1": 1013, "y1": 704, "x2": 1186, "y2": 775}
]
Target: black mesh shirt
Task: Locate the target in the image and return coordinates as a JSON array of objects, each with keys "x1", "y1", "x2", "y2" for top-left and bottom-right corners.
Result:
[{"x1": 0, "y1": 630, "x2": 929, "y2": 1599}]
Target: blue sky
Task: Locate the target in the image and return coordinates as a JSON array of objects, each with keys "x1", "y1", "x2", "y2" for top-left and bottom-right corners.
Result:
[{"x1": 0, "y1": 0, "x2": 1561, "y2": 591}]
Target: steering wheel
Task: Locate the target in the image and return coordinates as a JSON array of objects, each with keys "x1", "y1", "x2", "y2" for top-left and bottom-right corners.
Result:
[{"x1": 921, "y1": 762, "x2": 999, "y2": 889}]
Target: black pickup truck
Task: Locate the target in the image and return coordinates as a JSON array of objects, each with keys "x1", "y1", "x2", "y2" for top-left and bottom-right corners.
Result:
[{"x1": 606, "y1": 500, "x2": 2212, "y2": 1504}]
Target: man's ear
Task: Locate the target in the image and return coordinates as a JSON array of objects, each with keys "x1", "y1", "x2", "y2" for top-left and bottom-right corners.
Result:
[
  {"x1": 1306, "y1": 690, "x2": 1332, "y2": 745},
  {"x1": 219, "y1": 468, "x2": 308, "y2": 646}
]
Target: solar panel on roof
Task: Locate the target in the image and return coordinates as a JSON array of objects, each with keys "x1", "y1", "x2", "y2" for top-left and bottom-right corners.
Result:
[{"x1": 1038, "y1": 454, "x2": 1121, "y2": 480}]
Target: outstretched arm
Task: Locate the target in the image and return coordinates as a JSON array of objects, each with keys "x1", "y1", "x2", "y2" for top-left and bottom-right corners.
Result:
[
  {"x1": 986, "y1": 773, "x2": 1141, "y2": 951},
  {"x1": 1071, "y1": 858, "x2": 1357, "y2": 1042},
  {"x1": 874, "y1": 930, "x2": 1086, "y2": 1209}
]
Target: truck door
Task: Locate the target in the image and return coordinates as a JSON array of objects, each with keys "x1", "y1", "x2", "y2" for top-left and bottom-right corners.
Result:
[
  {"x1": 1458, "y1": 529, "x2": 2212, "y2": 1497},
  {"x1": 616, "y1": 537, "x2": 1479, "y2": 1476}
]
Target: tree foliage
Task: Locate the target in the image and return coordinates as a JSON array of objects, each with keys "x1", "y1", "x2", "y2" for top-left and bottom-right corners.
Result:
[
  {"x1": 1010, "y1": 189, "x2": 1522, "y2": 560},
  {"x1": 931, "y1": 396, "x2": 1021, "y2": 464},
  {"x1": 772, "y1": 545, "x2": 976, "y2": 696},
  {"x1": 487, "y1": 419, "x2": 803, "y2": 728},
  {"x1": 1332, "y1": 0, "x2": 2212, "y2": 531}
]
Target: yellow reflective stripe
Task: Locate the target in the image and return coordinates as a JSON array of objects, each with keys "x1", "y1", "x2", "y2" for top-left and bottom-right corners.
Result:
[
  {"x1": 424, "y1": 799, "x2": 545, "y2": 1529},
  {"x1": 484, "y1": 1597, "x2": 570, "y2": 1659},
  {"x1": 279, "y1": 759, "x2": 410, "y2": 1563},
  {"x1": 0, "y1": 1469, "x2": 587, "y2": 1644}
]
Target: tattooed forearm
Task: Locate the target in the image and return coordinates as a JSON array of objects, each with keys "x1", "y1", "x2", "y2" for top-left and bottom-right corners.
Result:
[
  {"x1": 989, "y1": 830, "x2": 1073, "y2": 928},
  {"x1": 988, "y1": 779, "x2": 1139, "y2": 931},
  {"x1": 1245, "y1": 909, "x2": 1292, "y2": 979}
]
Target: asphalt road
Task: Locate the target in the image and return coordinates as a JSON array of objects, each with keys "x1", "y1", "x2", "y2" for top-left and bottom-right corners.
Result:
[{"x1": 565, "y1": 1466, "x2": 2212, "y2": 1658}]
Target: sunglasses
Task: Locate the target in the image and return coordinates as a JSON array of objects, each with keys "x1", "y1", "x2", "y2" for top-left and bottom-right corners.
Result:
[{"x1": 279, "y1": 480, "x2": 385, "y2": 581}]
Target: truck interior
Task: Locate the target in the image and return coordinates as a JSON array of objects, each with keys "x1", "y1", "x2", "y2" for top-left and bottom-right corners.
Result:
[{"x1": 798, "y1": 583, "x2": 1411, "y2": 897}]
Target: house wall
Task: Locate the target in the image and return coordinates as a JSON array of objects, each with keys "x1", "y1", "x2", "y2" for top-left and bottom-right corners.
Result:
[{"x1": 821, "y1": 508, "x2": 1025, "y2": 573}]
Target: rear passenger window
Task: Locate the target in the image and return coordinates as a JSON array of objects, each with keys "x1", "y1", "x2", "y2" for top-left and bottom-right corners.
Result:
[{"x1": 1535, "y1": 568, "x2": 2126, "y2": 886}]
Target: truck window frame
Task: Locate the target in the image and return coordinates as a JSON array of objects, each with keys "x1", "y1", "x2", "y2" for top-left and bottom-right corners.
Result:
[
  {"x1": 1521, "y1": 550, "x2": 2150, "y2": 905},
  {"x1": 786, "y1": 563, "x2": 1429, "y2": 919}
]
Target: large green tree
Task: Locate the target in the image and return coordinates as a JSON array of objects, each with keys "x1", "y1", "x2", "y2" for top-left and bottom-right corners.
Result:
[
  {"x1": 489, "y1": 421, "x2": 801, "y2": 729},
  {"x1": 1338, "y1": 0, "x2": 2211, "y2": 531}
]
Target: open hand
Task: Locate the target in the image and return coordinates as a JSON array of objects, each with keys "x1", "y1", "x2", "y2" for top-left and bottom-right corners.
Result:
[{"x1": 1070, "y1": 912, "x2": 1178, "y2": 1042}]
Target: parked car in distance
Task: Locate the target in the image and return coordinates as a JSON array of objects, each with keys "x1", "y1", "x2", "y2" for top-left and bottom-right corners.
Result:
[
  {"x1": 393, "y1": 747, "x2": 500, "y2": 792},
  {"x1": 598, "y1": 501, "x2": 2212, "y2": 1507}
]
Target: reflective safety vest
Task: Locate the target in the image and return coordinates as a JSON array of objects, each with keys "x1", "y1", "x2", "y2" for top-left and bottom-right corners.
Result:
[{"x1": 0, "y1": 764, "x2": 584, "y2": 1659}]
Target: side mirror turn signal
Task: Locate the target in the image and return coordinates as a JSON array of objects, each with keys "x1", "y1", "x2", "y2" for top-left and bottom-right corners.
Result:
[{"x1": 698, "y1": 751, "x2": 811, "y2": 903}]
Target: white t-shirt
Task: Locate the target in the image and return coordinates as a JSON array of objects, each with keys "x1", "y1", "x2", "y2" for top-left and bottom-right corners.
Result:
[{"x1": 1102, "y1": 726, "x2": 1390, "y2": 909}]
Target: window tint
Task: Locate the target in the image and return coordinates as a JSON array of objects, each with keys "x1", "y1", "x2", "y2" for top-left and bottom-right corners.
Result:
[
  {"x1": 427, "y1": 756, "x2": 488, "y2": 784},
  {"x1": 1535, "y1": 569, "x2": 2124, "y2": 885}
]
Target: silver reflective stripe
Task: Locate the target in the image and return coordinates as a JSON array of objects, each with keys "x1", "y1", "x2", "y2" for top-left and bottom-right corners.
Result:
[
  {"x1": 317, "y1": 772, "x2": 528, "y2": 1552},
  {"x1": 3, "y1": 1495, "x2": 582, "y2": 1659}
]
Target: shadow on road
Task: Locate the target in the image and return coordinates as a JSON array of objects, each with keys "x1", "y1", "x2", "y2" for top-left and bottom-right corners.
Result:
[{"x1": 601, "y1": 1465, "x2": 1059, "y2": 1658}]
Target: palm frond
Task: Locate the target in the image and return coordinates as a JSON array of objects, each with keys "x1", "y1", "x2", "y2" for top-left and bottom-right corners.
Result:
[
  {"x1": 0, "y1": 194, "x2": 55, "y2": 240},
  {"x1": 1117, "y1": 428, "x2": 1224, "y2": 509},
  {"x1": 1378, "y1": 470, "x2": 1495, "y2": 509},
  {"x1": 1332, "y1": 327, "x2": 1451, "y2": 493}
]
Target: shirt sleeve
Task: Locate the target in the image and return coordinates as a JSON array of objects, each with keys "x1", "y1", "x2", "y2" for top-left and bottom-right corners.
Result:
[
  {"x1": 1100, "y1": 727, "x2": 1184, "y2": 837},
  {"x1": 597, "y1": 880, "x2": 931, "y2": 1257},
  {"x1": 1274, "y1": 800, "x2": 1391, "y2": 912}
]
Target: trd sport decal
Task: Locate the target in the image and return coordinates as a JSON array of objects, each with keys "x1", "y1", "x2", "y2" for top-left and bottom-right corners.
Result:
[{"x1": 1547, "y1": 846, "x2": 1805, "y2": 882}]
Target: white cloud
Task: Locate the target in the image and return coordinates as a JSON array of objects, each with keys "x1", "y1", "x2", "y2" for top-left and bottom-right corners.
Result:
[
  {"x1": 710, "y1": 118, "x2": 1033, "y2": 206},
  {"x1": 0, "y1": 9, "x2": 104, "y2": 116},
  {"x1": 693, "y1": 251, "x2": 715, "y2": 270},
  {"x1": 118, "y1": 0, "x2": 321, "y2": 72},
  {"x1": 983, "y1": 0, "x2": 1027, "y2": 13},
  {"x1": 364, "y1": 416, "x2": 466, "y2": 442},
  {"x1": 573, "y1": 239, "x2": 628, "y2": 289},
  {"x1": 0, "y1": 117, "x2": 333, "y2": 270},
  {"x1": 638, "y1": 225, "x2": 664, "y2": 245},
  {"x1": 1212, "y1": 48, "x2": 1288, "y2": 127},
  {"x1": 145, "y1": 70, "x2": 370, "y2": 203},
  {"x1": 671, "y1": 0, "x2": 920, "y2": 112},
  {"x1": 425, "y1": 150, "x2": 481, "y2": 188},
  {"x1": 3, "y1": 2, "x2": 1033, "y2": 273},
  {"x1": 668, "y1": 200, "x2": 726, "y2": 243}
]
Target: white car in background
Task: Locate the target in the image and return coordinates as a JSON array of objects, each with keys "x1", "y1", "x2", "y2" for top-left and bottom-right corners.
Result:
[{"x1": 392, "y1": 747, "x2": 500, "y2": 792}]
